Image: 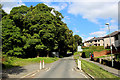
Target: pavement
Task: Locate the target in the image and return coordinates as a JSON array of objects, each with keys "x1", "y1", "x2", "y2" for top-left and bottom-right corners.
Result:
[
  {"x1": 2, "y1": 60, "x2": 55, "y2": 79},
  {"x1": 82, "y1": 58, "x2": 120, "y2": 77},
  {"x1": 2, "y1": 56, "x2": 90, "y2": 79}
]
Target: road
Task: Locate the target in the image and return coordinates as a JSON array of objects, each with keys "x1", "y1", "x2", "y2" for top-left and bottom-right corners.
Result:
[{"x1": 26, "y1": 56, "x2": 90, "y2": 79}]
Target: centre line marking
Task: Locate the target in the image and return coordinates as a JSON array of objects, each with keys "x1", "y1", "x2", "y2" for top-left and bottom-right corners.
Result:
[
  {"x1": 72, "y1": 68, "x2": 74, "y2": 71},
  {"x1": 46, "y1": 68, "x2": 50, "y2": 72}
]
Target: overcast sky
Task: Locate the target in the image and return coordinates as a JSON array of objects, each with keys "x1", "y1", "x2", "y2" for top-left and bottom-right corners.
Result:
[{"x1": 1, "y1": 0, "x2": 119, "y2": 42}]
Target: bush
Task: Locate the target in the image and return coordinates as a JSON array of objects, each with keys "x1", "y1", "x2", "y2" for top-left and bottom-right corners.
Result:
[
  {"x1": 82, "y1": 49, "x2": 93, "y2": 58},
  {"x1": 82, "y1": 46, "x2": 89, "y2": 49},
  {"x1": 2, "y1": 55, "x2": 18, "y2": 69},
  {"x1": 89, "y1": 46, "x2": 104, "y2": 50}
]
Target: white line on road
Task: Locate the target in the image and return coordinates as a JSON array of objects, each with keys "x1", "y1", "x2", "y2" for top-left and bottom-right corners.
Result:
[
  {"x1": 79, "y1": 73, "x2": 88, "y2": 78},
  {"x1": 72, "y1": 68, "x2": 74, "y2": 71},
  {"x1": 46, "y1": 68, "x2": 50, "y2": 72},
  {"x1": 21, "y1": 70, "x2": 39, "y2": 78}
]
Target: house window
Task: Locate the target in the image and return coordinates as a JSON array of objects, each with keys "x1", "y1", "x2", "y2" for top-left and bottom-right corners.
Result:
[
  {"x1": 94, "y1": 44, "x2": 97, "y2": 46},
  {"x1": 115, "y1": 35, "x2": 118, "y2": 40},
  {"x1": 95, "y1": 40, "x2": 97, "y2": 42}
]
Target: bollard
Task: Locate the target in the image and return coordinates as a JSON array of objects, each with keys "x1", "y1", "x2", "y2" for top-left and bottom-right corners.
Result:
[
  {"x1": 99, "y1": 58, "x2": 101, "y2": 63},
  {"x1": 40, "y1": 61, "x2": 42, "y2": 70},
  {"x1": 43, "y1": 60, "x2": 44, "y2": 69},
  {"x1": 77, "y1": 59, "x2": 81, "y2": 70}
]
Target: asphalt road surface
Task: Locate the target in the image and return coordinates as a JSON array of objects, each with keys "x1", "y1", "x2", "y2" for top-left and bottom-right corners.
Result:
[{"x1": 26, "y1": 56, "x2": 90, "y2": 79}]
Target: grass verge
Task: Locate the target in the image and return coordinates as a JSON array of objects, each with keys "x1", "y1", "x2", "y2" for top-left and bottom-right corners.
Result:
[
  {"x1": 95, "y1": 54, "x2": 114, "y2": 58},
  {"x1": 2, "y1": 56, "x2": 59, "y2": 69},
  {"x1": 81, "y1": 59, "x2": 119, "y2": 78},
  {"x1": 73, "y1": 52, "x2": 119, "y2": 78}
]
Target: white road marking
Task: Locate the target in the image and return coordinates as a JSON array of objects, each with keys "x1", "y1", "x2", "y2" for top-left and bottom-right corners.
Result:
[
  {"x1": 79, "y1": 73, "x2": 88, "y2": 78},
  {"x1": 46, "y1": 68, "x2": 50, "y2": 72},
  {"x1": 30, "y1": 73, "x2": 36, "y2": 77},
  {"x1": 72, "y1": 68, "x2": 74, "y2": 71},
  {"x1": 21, "y1": 70, "x2": 39, "y2": 78}
]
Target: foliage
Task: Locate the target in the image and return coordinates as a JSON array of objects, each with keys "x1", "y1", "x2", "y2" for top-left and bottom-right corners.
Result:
[
  {"x1": 82, "y1": 49, "x2": 93, "y2": 58},
  {"x1": 89, "y1": 46, "x2": 104, "y2": 50},
  {"x1": 74, "y1": 35, "x2": 82, "y2": 46},
  {"x1": 81, "y1": 60, "x2": 119, "y2": 78},
  {"x1": 2, "y1": 55, "x2": 59, "y2": 69},
  {"x1": 2, "y1": 3, "x2": 82, "y2": 58},
  {"x1": 81, "y1": 46, "x2": 110, "y2": 58}
]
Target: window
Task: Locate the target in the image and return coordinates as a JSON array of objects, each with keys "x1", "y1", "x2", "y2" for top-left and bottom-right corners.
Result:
[{"x1": 115, "y1": 35, "x2": 118, "y2": 40}]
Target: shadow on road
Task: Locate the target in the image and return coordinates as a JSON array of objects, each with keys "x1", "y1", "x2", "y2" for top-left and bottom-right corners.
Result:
[{"x1": 2, "y1": 66, "x2": 27, "y2": 79}]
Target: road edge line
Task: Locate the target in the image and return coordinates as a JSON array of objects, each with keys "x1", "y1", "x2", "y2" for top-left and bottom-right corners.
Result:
[
  {"x1": 20, "y1": 69, "x2": 39, "y2": 78},
  {"x1": 82, "y1": 69, "x2": 95, "y2": 80}
]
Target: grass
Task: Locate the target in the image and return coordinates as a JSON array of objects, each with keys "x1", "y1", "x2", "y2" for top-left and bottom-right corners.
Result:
[
  {"x1": 74, "y1": 52, "x2": 81, "y2": 56},
  {"x1": 81, "y1": 46, "x2": 111, "y2": 58},
  {"x1": 95, "y1": 54, "x2": 114, "y2": 58},
  {"x1": 73, "y1": 52, "x2": 119, "y2": 78},
  {"x1": 2, "y1": 56, "x2": 59, "y2": 69},
  {"x1": 81, "y1": 60, "x2": 119, "y2": 78}
]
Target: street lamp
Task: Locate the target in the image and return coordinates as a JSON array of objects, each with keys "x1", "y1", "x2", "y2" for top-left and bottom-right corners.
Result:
[{"x1": 105, "y1": 23, "x2": 113, "y2": 67}]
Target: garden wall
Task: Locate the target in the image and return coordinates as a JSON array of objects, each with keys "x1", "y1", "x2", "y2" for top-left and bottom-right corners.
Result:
[{"x1": 93, "y1": 50, "x2": 111, "y2": 57}]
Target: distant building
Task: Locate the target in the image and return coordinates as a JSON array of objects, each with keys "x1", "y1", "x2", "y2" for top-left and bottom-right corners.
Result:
[
  {"x1": 83, "y1": 31, "x2": 120, "y2": 50},
  {"x1": 83, "y1": 37, "x2": 104, "y2": 47},
  {"x1": 103, "y1": 31, "x2": 120, "y2": 49}
]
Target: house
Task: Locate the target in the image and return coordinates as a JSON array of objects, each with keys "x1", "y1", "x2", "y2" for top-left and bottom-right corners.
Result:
[
  {"x1": 83, "y1": 37, "x2": 104, "y2": 47},
  {"x1": 103, "y1": 31, "x2": 120, "y2": 49},
  {"x1": 91, "y1": 37, "x2": 104, "y2": 46},
  {"x1": 83, "y1": 31, "x2": 120, "y2": 51}
]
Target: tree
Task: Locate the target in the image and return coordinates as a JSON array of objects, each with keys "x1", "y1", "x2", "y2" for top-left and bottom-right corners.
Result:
[
  {"x1": 74, "y1": 35, "x2": 82, "y2": 45},
  {"x1": 2, "y1": 18, "x2": 24, "y2": 57},
  {"x1": 2, "y1": 3, "x2": 82, "y2": 58},
  {"x1": 73, "y1": 35, "x2": 82, "y2": 52}
]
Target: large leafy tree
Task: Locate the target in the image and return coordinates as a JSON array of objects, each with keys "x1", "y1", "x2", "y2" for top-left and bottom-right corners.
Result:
[{"x1": 2, "y1": 3, "x2": 82, "y2": 58}]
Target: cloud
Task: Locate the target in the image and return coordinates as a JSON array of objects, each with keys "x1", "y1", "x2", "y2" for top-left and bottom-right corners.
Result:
[
  {"x1": 83, "y1": 37, "x2": 94, "y2": 42},
  {"x1": 100, "y1": 24, "x2": 118, "y2": 31},
  {"x1": 64, "y1": 16, "x2": 70, "y2": 20},
  {"x1": 1, "y1": 0, "x2": 25, "y2": 14},
  {"x1": 44, "y1": 2, "x2": 67, "y2": 11},
  {"x1": 110, "y1": 19, "x2": 116, "y2": 23},
  {"x1": 68, "y1": 0, "x2": 118, "y2": 23},
  {"x1": 62, "y1": 16, "x2": 71, "y2": 23},
  {"x1": 89, "y1": 31, "x2": 106, "y2": 37}
]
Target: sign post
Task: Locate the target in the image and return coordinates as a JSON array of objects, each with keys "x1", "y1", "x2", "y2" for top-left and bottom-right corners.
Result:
[
  {"x1": 40, "y1": 61, "x2": 42, "y2": 70},
  {"x1": 77, "y1": 59, "x2": 81, "y2": 70},
  {"x1": 43, "y1": 60, "x2": 44, "y2": 69}
]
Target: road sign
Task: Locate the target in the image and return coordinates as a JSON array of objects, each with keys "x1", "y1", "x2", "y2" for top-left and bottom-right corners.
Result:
[{"x1": 77, "y1": 46, "x2": 83, "y2": 52}]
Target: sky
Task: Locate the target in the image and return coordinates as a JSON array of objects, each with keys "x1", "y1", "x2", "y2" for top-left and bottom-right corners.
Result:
[{"x1": 1, "y1": 0, "x2": 119, "y2": 42}]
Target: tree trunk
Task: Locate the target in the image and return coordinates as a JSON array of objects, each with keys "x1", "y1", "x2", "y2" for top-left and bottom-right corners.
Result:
[
  {"x1": 37, "y1": 52, "x2": 39, "y2": 58},
  {"x1": 47, "y1": 52, "x2": 49, "y2": 57}
]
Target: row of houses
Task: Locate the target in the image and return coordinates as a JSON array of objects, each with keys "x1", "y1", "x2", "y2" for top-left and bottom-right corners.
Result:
[{"x1": 83, "y1": 31, "x2": 120, "y2": 51}]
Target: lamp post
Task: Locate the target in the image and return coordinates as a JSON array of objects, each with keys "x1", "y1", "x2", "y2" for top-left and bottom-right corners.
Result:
[{"x1": 105, "y1": 23, "x2": 113, "y2": 67}]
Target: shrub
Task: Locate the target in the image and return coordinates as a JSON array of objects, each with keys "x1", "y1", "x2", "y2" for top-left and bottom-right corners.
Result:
[
  {"x1": 82, "y1": 49, "x2": 93, "y2": 58},
  {"x1": 89, "y1": 46, "x2": 104, "y2": 51},
  {"x1": 82, "y1": 46, "x2": 89, "y2": 49}
]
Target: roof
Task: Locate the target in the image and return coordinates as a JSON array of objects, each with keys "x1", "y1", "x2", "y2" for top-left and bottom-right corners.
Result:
[
  {"x1": 83, "y1": 37, "x2": 103, "y2": 43},
  {"x1": 83, "y1": 31, "x2": 120, "y2": 43},
  {"x1": 103, "y1": 31, "x2": 119, "y2": 38}
]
